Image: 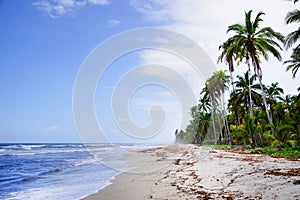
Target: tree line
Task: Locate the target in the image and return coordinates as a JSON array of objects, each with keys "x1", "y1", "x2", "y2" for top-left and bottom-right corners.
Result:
[{"x1": 176, "y1": 4, "x2": 300, "y2": 150}]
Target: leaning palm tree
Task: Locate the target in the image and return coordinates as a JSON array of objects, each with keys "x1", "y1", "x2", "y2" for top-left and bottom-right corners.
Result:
[
  {"x1": 218, "y1": 39, "x2": 237, "y2": 91},
  {"x1": 222, "y1": 10, "x2": 284, "y2": 131},
  {"x1": 207, "y1": 70, "x2": 231, "y2": 144}
]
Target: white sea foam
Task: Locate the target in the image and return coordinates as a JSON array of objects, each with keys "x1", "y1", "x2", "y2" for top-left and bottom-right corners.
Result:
[{"x1": 2, "y1": 144, "x2": 128, "y2": 200}]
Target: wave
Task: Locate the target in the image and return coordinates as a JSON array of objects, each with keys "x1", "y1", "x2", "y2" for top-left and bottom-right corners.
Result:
[
  {"x1": 72, "y1": 158, "x2": 101, "y2": 167},
  {"x1": 3, "y1": 168, "x2": 64, "y2": 186},
  {"x1": 39, "y1": 168, "x2": 63, "y2": 176},
  {"x1": 0, "y1": 175, "x2": 21, "y2": 183},
  {"x1": 20, "y1": 175, "x2": 38, "y2": 183},
  {"x1": 0, "y1": 144, "x2": 46, "y2": 150},
  {"x1": 8, "y1": 148, "x2": 89, "y2": 157},
  {"x1": 50, "y1": 144, "x2": 83, "y2": 148}
]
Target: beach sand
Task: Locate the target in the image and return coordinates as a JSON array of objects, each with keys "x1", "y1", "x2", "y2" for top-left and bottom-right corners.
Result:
[{"x1": 83, "y1": 144, "x2": 300, "y2": 200}]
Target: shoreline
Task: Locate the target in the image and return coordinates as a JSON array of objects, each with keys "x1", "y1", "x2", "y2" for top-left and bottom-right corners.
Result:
[{"x1": 83, "y1": 144, "x2": 300, "y2": 200}]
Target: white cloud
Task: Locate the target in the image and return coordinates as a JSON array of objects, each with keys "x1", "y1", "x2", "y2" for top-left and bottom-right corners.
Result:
[
  {"x1": 136, "y1": 49, "x2": 207, "y2": 97},
  {"x1": 130, "y1": 0, "x2": 299, "y2": 95},
  {"x1": 130, "y1": 0, "x2": 171, "y2": 23},
  {"x1": 133, "y1": 97, "x2": 178, "y2": 111},
  {"x1": 107, "y1": 19, "x2": 120, "y2": 28},
  {"x1": 88, "y1": 0, "x2": 110, "y2": 5},
  {"x1": 33, "y1": 0, "x2": 110, "y2": 18},
  {"x1": 46, "y1": 125, "x2": 60, "y2": 132},
  {"x1": 33, "y1": 1, "x2": 68, "y2": 18}
]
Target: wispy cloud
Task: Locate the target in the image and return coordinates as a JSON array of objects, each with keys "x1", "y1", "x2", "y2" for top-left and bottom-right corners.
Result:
[
  {"x1": 107, "y1": 19, "x2": 121, "y2": 28},
  {"x1": 88, "y1": 0, "x2": 110, "y2": 5},
  {"x1": 130, "y1": 0, "x2": 298, "y2": 94},
  {"x1": 46, "y1": 125, "x2": 60, "y2": 132},
  {"x1": 33, "y1": 0, "x2": 110, "y2": 18},
  {"x1": 130, "y1": 0, "x2": 170, "y2": 24},
  {"x1": 133, "y1": 97, "x2": 179, "y2": 112}
]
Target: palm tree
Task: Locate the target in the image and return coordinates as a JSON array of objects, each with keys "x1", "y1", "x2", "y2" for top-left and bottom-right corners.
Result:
[
  {"x1": 265, "y1": 82, "x2": 284, "y2": 113},
  {"x1": 189, "y1": 105, "x2": 198, "y2": 119},
  {"x1": 281, "y1": 94, "x2": 295, "y2": 113},
  {"x1": 284, "y1": 9, "x2": 300, "y2": 50},
  {"x1": 199, "y1": 84, "x2": 211, "y2": 113},
  {"x1": 229, "y1": 72, "x2": 262, "y2": 120},
  {"x1": 264, "y1": 123, "x2": 297, "y2": 148},
  {"x1": 236, "y1": 115, "x2": 259, "y2": 148},
  {"x1": 218, "y1": 40, "x2": 236, "y2": 91},
  {"x1": 284, "y1": 6, "x2": 300, "y2": 78},
  {"x1": 284, "y1": 50, "x2": 300, "y2": 78},
  {"x1": 218, "y1": 43, "x2": 242, "y2": 126},
  {"x1": 223, "y1": 10, "x2": 284, "y2": 131},
  {"x1": 265, "y1": 82, "x2": 284, "y2": 121},
  {"x1": 196, "y1": 112, "x2": 211, "y2": 144},
  {"x1": 207, "y1": 70, "x2": 231, "y2": 144}
]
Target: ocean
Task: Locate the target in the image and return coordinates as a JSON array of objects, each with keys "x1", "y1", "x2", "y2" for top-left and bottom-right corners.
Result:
[{"x1": 0, "y1": 143, "x2": 152, "y2": 200}]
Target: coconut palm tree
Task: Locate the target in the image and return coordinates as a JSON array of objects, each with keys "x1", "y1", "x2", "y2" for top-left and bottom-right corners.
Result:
[
  {"x1": 284, "y1": 9, "x2": 300, "y2": 50},
  {"x1": 207, "y1": 70, "x2": 231, "y2": 144},
  {"x1": 218, "y1": 40, "x2": 237, "y2": 91},
  {"x1": 284, "y1": 4, "x2": 300, "y2": 78},
  {"x1": 265, "y1": 82, "x2": 284, "y2": 108},
  {"x1": 284, "y1": 50, "x2": 300, "y2": 78},
  {"x1": 229, "y1": 72, "x2": 262, "y2": 120},
  {"x1": 223, "y1": 10, "x2": 284, "y2": 131},
  {"x1": 199, "y1": 84, "x2": 211, "y2": 113},
  {"x1": 195, "y1": 112, "x2": 211, "y2": 144}
]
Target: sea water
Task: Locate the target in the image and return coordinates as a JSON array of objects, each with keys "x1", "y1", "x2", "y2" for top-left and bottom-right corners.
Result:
[{"x1": 0, "y1": 144, "x2": 153, "y2": 200}]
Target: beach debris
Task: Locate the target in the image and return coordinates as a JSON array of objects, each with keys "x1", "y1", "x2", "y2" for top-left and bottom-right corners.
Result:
[
  {"x1": 293, "y1": 179, "x2": 300, "y2": 185},
  {"x1": 174, "y1": 158, "x2": 181, "y2": 165},
  {"x1": 265, "y1": 168, "x2": 300, "y2": 176}
]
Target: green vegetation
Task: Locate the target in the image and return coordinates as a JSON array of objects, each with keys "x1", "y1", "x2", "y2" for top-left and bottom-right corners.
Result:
[
  {"x1": 206, "y1": 145, "x2": 300, "y2": 159},
  {"x1": 176, "y1": 6, "x2": 300, "y2": 158},
  {"x1": 246, "y1": 147, "x2": 300, "y2": 159}
]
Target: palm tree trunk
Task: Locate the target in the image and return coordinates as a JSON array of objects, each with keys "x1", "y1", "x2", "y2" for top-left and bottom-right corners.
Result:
[
  {"x1": 229, "y1": 71, "x2": 235, "y2": 91},
  {"x1": 230, "y1": 71, "x2": 241, "y2": 126},
  {"x1": 210, "y1": 96, "x2": 218, "y2": 144},
  {"x1": 235, "y1": 107, "x2": 241, "y2": 126},
  {"x1": 247, "y1": 59, "x2": 254, "y2": 118},
  {"x1": 223, "y1": 112, "x2": 231, "y2": 145},
  {"x1": 257, "y1": 75, "x2": 274, "y2": 124},
  {"x1": 252, "y1": 58, "x2": 275, "y2": 135},
  {"x1": 221, "y1": 92, "x2": 231, "y2": 145}
]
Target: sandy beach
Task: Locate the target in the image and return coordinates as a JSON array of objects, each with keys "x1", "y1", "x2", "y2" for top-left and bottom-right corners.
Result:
[{"x1": 83, "y1": 144, "x2": 300, "y2": 200}]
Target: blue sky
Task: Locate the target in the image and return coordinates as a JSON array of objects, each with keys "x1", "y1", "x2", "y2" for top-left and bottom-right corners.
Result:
[
  {"x1": 0, "y1": 0, "x2": 299, "y2": 143},
  {"x1": 0, "y1": 0, "x2": 135, "y2": 142}
]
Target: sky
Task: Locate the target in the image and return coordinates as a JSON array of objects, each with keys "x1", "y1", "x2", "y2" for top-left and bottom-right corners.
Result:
[{"x1": 0, "y1": 0, "x2": 299, "y2": 144}]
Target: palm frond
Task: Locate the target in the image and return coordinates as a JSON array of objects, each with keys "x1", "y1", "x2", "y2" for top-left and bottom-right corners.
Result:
[
  {"x1": 284, "y1": 28, "x2": 300, "y2": 49},
  {"x1": 253, "y1": 11, "x2": 265, "y2": 31},
  {"x1": 227, "y1": 24, "x2": 246, "y2": 34},
  {"x1": 285, "y1": 9, "x2": 300, "y2": 24}
]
